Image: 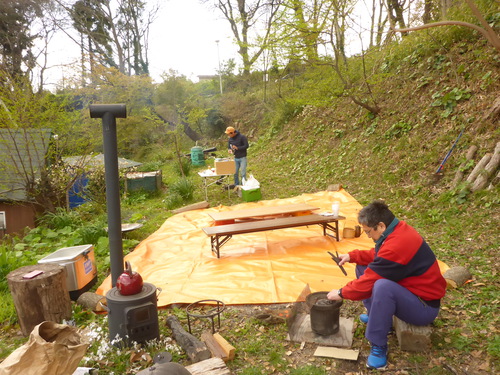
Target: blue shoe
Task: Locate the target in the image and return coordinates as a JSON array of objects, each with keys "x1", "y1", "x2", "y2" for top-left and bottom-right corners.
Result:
[
  {"x1": 366, "y1": 344, "x2": 388, "y2": 369},
  {"x1": 359, "y1": 314, "x2": 369, "y2": 324}
]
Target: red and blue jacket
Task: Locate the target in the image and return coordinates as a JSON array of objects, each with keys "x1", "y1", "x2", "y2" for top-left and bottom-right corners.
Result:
[{"x1": 341, "y1": 220, "x2": 446, "y2": 303}]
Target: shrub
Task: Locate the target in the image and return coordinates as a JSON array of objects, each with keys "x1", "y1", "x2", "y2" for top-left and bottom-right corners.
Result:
[{"x1": 170, "y1": 178, "x2": 194, "y2": 201}]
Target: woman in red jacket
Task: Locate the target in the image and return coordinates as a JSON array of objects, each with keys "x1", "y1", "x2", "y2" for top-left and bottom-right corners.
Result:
[{"x1": 327, "y1": 200, "x2": 446, "y2": 369}]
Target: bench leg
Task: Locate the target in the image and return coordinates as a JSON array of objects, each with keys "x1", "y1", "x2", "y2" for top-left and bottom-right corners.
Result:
[
  {"x1": 321, "y1": 221, "x2": 340, "y2": 241},
  {"x1": 211, "y1": 235, "x2": 232, "y2": 258}
]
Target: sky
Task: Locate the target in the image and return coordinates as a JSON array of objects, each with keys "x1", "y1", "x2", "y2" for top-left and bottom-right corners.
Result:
[
  {"x1": 147, "y1": 0, "x2": 236, "y2": 82},
  {"x1": 39, "y1": 0, "x2": 375, "y2": 89},
  {"x1": 41, "y1": 0, "x2": 236, "y2": 88}
]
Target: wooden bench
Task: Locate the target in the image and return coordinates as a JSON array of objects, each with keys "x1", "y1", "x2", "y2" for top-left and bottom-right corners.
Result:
[
  {"x1": 203, "y1": 214, "x2": 345, "y2": 258},
  {"x1": 208, "y1": 203, "x2": 319, "y2": 225}
]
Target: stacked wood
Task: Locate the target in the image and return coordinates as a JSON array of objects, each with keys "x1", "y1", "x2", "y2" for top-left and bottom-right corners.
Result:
[
  {"x1": 451, "y1": 145, "x2": 477, "y2": 187},
  {"x1": 166, "y1": 316, "x2": 211, "y2": 363},
  {"x1": 7, "y1": 264, "x2": 72, "y2": 336},
  {"x1": 470, "y1": 142, "x2": 500, "y2": 192},
  {"x1": 466, "y1": 153, "x2": 492, "y2": 183},
  {"x1": 201, "y1": 331, "x2": 236, "y2": 362}
]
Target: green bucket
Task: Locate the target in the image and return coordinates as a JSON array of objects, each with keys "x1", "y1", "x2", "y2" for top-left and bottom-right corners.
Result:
[{"x1": 190, "y1": 146, "x2": 205, "y2": 166}]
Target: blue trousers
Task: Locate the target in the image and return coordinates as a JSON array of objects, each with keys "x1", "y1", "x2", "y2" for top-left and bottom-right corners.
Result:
[
  {"x1": 234, "y1": 157, "x2": 247, "y2": 185},
  {"x1": 356, "y1": 265, "x2": 440, "y2": 347}
]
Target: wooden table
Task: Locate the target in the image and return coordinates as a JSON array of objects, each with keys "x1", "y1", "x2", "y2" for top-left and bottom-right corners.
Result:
[
  {"x1": 203, "y1": 214, "x2": 345, "y2": 258},
  {"x1": 208, "y1": 203, "x2": 319, "y2": 225}
]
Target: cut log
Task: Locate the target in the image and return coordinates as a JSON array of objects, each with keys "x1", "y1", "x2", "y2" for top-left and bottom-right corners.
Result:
[
  {"x1": 393, "y1": 316, "x2": 432, "y2": 352},
  {"x1": 7, "y1": 264, "x2": 72, "y2": 336},
  {"x1": 166, "y1": 315, "x2": 211, "y2": 363},
  {"x1": 466, "y1": 153, "x2": 492, "y2": 182},
  {"x1": 76, "y1": 292, "x2": 107, "y2": 312},
  {"x1": 443, "y1": 266, "x2": 472, "y2": 288},
  {"x1": 471, "y1": 142, "x2": 500, "y2": 192},
  {"x1": 213, "y1": 333, "x2": 235, "y2": 361},
  {"x1": 451, "y1": 145, "x2": 477, "y2": 187},
  {"x1": 172, "y1": 201, "x2": 210, "y2": 214},
  {"x1": 185, "y1": 357, "x2": 230, "y2": 375},
  {"x1": 201, "y1": 331, "x2": 227, "y2": 361}
]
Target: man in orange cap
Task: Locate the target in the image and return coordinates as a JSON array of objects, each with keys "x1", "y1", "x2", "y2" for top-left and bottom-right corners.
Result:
[{"x1": 225, "y1": 124, "x2": 249, "y2": 187}]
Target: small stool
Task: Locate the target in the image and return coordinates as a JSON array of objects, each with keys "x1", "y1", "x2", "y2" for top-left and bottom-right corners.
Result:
[{"x1": 186, "y1": 299, "x2": 225, "y2": 334}]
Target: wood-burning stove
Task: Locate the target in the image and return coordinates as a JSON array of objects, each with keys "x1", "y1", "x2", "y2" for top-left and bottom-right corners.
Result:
[{"x1": 105, "y1": 282, "x2": 160, "y2": 346}]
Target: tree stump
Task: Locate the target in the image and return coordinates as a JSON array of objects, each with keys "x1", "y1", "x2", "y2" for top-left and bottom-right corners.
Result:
[{"x1": 7, "y1": 264, "x2": 72, "y2": 336}]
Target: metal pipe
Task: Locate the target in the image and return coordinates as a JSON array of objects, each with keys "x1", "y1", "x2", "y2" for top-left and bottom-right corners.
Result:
[{"x1": 89, "y1": 104, "x2": 127, "y2": 286}]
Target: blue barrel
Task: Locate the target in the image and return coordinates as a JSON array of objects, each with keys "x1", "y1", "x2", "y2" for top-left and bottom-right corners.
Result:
[{"x1": 190, "y1": 146, "x2": 205, "y2": 166}]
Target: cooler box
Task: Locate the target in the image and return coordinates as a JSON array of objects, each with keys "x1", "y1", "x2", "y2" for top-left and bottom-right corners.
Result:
[
  {"x1": 215, "y1": 159, "x2": 236, "y2": 175},
  {"x1": 241, "y1": 188, "x2": 262, "y2": 202},
  {"x1": 38, "y1": 244, "x2": 97, "y2": 300}
]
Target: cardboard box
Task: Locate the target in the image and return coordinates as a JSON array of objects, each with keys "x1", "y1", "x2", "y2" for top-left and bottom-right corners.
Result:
[
  {"x1": 215, "y1": 159, "x2": 236, "y2": 175},
  {"x1": 242, "y1": 188, "x2": 262, "y2": 202}
]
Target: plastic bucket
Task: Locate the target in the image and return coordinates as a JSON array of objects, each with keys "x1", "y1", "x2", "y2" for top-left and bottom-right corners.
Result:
[{"x1": 190, "y1": 146, "x2": 205, "y2": 166}]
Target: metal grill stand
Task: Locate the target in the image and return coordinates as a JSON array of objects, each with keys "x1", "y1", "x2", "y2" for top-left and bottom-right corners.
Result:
[{"x1": 186, "y1": 299, "x2": 225, "y2": 334}]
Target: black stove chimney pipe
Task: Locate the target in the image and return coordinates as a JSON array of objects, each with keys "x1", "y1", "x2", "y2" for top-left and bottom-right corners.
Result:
[{"x1": 90, "y1": 104, "x2": 127, "y2": 286}]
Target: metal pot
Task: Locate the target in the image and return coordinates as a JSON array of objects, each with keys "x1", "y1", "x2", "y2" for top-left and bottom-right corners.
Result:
[{"x1": 306, "y1": 291, "x2": 343, "y2": 336}]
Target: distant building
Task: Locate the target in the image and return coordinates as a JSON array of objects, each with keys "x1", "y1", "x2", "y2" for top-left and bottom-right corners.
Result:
[
  {"x1": 197, "y1": 75, "x2": 218, "y2": 82},
  {"x1": 0, "y1": 128, "x2": 52, "y2": 237}
]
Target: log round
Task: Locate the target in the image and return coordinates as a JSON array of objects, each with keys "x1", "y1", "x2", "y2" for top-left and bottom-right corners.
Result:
[{"x1": 7, "y1": 264, "x2": 72, "y2": 336}]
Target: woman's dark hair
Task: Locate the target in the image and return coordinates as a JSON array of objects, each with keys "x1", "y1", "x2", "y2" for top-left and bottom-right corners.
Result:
[{"x1": 358, "y1": 200, "x2": 395, "y2": 228}]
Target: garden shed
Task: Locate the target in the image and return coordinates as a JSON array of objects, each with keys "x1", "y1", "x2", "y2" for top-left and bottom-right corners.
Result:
[
  {"x1": 0, "y1": 128, "x2": 53, "y2": 237},
  {"x1": 62, "y1": 153, "x2": 143, "y2": 208}
]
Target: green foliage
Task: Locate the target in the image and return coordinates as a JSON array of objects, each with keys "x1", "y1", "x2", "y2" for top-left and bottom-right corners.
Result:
[
  {"x1": 384, "y1": 121, "x2": 413, "y2": 139},
  {"x1": 431, "y1": 87, "x2": 472, "y2": 117},
  {"x1": 169, "y1": 178, "x2": 194, "y2": 201},
  {"x1": 173, "y1": 158, "x2": 192, "y2": 177},
  {"x1": 37, "y1": 207, "x2": 82, "y2": 229}
]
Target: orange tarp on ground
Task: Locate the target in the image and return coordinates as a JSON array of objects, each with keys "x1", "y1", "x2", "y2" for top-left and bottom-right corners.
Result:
[{"x1": 96, "y1": 190, "x2": 449, "y2": 307}]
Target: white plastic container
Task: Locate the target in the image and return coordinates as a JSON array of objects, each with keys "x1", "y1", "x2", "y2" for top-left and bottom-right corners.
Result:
[{"x1": 331, "y1": 202, "x2": 340, "y2": 217}]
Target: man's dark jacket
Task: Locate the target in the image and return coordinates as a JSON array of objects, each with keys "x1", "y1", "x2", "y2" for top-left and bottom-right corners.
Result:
[{"x1": 228, "y1": 131, "x2": 249, "y2": 158}]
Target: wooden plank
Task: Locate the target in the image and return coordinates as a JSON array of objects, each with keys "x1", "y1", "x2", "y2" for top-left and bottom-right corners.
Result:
[
  {"x1": 201, "y1": 331, "x2": 228, "y2": 361},
  {"x1": 208, "y1": 203, "x2": 319, "y2": 222},
  {"x1": 172, "y1": 201, "x2": 210, "y2": 214},
  {"x1": 213, "y1": 333, "x2": 236, "y2": 361},
  {"x1": 314, "y1": 346, "x2": 359, "y2": 360},
  {"x1": 185, "y1": 357, "x2": 231, "y2": 375},
  {"x1": 203, "y1": 214, "x2": 344, "y2": 236}
]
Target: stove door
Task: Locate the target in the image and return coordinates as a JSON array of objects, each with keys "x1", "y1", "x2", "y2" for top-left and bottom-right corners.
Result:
[{"x1": 124, "y1": 302, "x2": 159, "y2": 343}]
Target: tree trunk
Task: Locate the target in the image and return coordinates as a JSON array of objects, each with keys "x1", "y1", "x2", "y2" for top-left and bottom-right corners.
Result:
[{"x1": 7, "y1": 264, "x2": 72, "y2": 336}]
